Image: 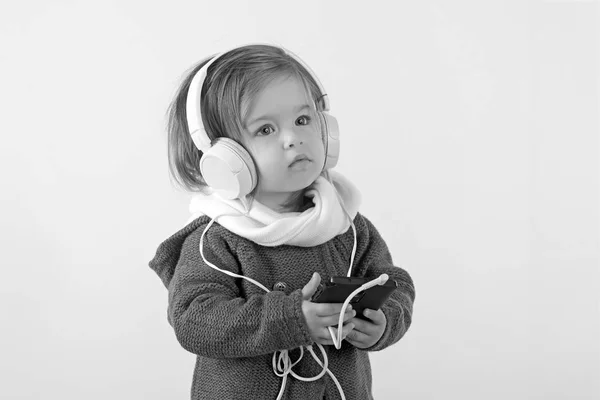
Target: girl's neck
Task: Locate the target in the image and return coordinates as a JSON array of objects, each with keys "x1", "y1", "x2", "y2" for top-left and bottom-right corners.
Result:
[{"x1": 255, "y1": 190, "x2": 312, "y2": 213}]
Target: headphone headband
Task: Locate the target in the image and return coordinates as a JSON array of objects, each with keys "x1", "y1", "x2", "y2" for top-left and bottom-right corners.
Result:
[{"x1": 185, "y1": 44, "x2": 330, "y2": 152}]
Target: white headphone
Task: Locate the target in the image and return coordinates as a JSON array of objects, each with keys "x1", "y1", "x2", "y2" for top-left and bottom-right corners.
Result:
[{"x1": 185, "y1": 44, "x2": 340, "y2": 199}]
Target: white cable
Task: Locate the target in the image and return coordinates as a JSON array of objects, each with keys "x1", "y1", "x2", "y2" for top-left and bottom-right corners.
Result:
[
  {"x1": 327, "y1": 274, "x2": 389, "y2": 349},
  {"x1": 195, "y1": 177, "x2": 375, "y2": 399},
  {"x1": 199, "y1": 212, "x2": 346, "y2": 400},
  {"x1": 199, "y1": 214, "x2": 271, "y2": 293},
  {"x1": 322, "y1": 170, "x2": 357, "y2": 278}
]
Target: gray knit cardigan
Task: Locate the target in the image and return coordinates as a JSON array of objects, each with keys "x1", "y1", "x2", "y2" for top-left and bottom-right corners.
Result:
[{"x1": 149, "y1": 212, "x2": 415, "y2": 400}]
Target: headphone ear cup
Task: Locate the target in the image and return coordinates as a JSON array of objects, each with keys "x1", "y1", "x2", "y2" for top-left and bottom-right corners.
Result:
[
  {"x1": 199, "y1": 138, "x2": 257, "y2": 199},
  {"x1": 320, "y1": 112, "x2": 340, "y2": 170}
]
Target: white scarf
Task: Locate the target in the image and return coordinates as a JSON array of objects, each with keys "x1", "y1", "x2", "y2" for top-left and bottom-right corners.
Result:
[{"x1": 187, "y1": 171, "x2": 362, "y2": 247}]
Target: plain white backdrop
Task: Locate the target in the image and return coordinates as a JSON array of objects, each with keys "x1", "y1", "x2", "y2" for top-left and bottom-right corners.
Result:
[{"x1": 1, "y1": 1, "x2": 598, "y2": 399}]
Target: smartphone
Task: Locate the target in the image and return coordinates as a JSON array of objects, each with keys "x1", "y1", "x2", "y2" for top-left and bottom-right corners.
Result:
[{"x1": 311, "y1": 276, "x2": 397, "y2": 319}]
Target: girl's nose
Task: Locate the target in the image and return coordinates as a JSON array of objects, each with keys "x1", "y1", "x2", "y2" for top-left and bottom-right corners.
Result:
[{"x1": 282, "y1": 128, "x2": 303, "y2": 149}]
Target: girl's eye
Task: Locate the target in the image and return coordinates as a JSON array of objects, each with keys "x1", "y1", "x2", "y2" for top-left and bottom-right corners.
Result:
[
  {"x1": 257, "y1": 125, "x2": 275, "y2": 136},
  {"x1": 296, "y1": 115, "x2": 311, "y2": 126}
]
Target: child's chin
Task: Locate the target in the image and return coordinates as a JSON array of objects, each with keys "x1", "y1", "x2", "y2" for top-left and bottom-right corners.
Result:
[{"x1": 297, "y1": 172, "x2": 322, "y2": 189}]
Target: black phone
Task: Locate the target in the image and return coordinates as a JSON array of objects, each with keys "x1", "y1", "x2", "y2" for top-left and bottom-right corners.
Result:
[{"x1": 311, "y1": 276, "x2": 397, "y2": 320}]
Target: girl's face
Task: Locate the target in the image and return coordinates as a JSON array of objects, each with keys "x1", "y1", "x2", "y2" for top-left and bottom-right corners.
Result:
[{"x1": 241, "y1": 74, "x2": 326, "y2": 211}]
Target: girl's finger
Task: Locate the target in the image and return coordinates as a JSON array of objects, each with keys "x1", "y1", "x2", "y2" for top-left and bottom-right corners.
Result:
[
  {"x1": 317, "y1": 327, "x2": 338, "y2": 343},
  {"x1": 341, "y1": 322, "x2": 355, "y2": 339},
  {"x1": 315, "y1": 303, "x2": 347, "y2": 317},
  {"x1": 316, "y1": 328, "x2": 337, "y2": 345},
  {"x1": 317, "y1": 323, "x2": 355, "y2": 346},
  {"x1": 346, "y1": 328, "x2": 369, "y2": 344},
  {"x1": 363, "y1": 308, "x2": 386, "y2": 325},
  {"x1": 321, "y1": 308, "x2": 356, "y2": 326},
  {"x1": 349, "y1": 316, "x2": 369, "y2": 332}
]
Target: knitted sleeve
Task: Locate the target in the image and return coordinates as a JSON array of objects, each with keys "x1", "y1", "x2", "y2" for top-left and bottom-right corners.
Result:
[
  {"x1": 167, "y1": 221, "x2": 314, "y2": 359},
  {"x1": 352, "y1": 214, "x2": 416, "y2": 352}
]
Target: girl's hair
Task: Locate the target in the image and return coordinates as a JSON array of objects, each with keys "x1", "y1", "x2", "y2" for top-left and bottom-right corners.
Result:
[{"x1": 166, "y1": 44, "x2": 325, "y2": 191}]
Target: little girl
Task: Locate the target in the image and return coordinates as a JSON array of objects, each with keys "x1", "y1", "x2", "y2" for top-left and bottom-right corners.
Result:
[{"x1": 149, "y1": 44, "x2": 415, "y2": 400}]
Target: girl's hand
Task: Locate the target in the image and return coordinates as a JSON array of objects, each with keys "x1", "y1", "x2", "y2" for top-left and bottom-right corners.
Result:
[
  {"x1": 346, "y1": 308, "x2": 387, "y2": 349},
  {"x1": 301, "y1": 273, "x2": 356, "y2": 345}
]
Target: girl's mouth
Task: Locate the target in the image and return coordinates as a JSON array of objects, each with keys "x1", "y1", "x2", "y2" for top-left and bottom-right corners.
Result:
[{"x1": 289, "y1": 155, "x2": 311, "y2": 169}]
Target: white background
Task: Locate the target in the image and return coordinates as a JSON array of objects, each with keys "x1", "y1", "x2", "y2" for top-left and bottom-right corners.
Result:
[{"x1": 1, "y1": 1, "x2": 598, "y2": 399}]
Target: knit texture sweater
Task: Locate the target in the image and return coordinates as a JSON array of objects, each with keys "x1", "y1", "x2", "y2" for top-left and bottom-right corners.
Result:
[{"x1": 149, "y1": 213, "x2": 415, "y2": 400}]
